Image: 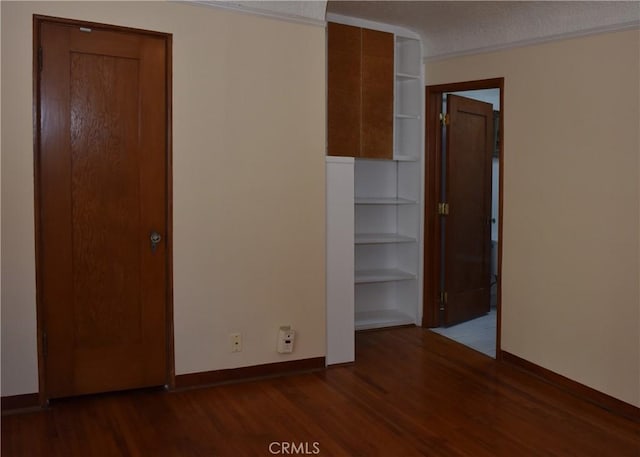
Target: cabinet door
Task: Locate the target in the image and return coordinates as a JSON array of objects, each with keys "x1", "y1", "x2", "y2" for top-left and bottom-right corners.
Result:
[
  {"x1": 327, "y1": 22, "x2": 361, "y2": 157},
  {"x1": 361, "y1": 28, "x2": 394, "y2": 159}
]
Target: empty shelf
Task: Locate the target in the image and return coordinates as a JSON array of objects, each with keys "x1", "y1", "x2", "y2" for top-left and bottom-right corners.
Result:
[
  {"x1": 355, "y1": 233, "x2": 416, "y2": 244},
  {"x1": 355, "y1": 197, "x2": 417, "y2": 205},
  {"x1": 396, "y1": 72, "x2": 420, "y2": 81},
  {"x1": 355, "y1": 268, "x2": 415, "y2": 283}
]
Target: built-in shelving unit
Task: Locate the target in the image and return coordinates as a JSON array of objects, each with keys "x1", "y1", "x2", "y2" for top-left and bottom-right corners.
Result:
[
  {"x1": 354, "y1": 159, "x2": 421, "y2": 329},
  {"x1": 326, "y1": 15, "x2": 424, "y2": 336}
]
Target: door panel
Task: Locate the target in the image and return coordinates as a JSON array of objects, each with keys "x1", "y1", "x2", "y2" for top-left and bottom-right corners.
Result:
[
  {"x1": 38, "y1": 21, "x2": 169, "y2": 398},
  {"x1": 327, "y1": 22, "x2": 361, "y2": 157},
  {"x1": 70, "y1": 53, "x2": 141, "y2": 346},
  {"x1": 361, "y1": 28, "x2": 393, "y2": 159},
  {"x1": 444, "y1": 95, "x2": 493, "y2": 326}
]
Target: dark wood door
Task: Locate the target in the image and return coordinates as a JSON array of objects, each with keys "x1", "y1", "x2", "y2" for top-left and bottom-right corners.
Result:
[
  {"x1": 327, "y1": 22, "x2": 361, "y2": 157},
  {"x1": 37, "y1": 20, "x2": 169, "y2": 398},
  {"x1": 361, "y1": 28, "x2": 393, "y2": 159},
  {"x1": 443, "y1": 95, "x2": 493, "y2": 326}
]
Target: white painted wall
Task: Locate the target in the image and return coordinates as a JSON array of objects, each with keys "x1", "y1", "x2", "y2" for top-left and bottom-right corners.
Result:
[
  {"x1": 1, "y1": 1, "x2": 326, "y2": 396},
  {"x1": 427, "y1": 29, "x2": 640, "y2": 407}
]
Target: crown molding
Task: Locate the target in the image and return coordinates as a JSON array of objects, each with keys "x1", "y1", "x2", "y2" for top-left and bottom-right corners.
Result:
[
  {"x1": 425, "y1": 20, "x2": 640, "y2": 62},
  {"x1": 326, "y1": 13, "x2": 420, "y2": 39},
  {"x1": 178, "y1": 1, "x2": 327, "y2": 28}
]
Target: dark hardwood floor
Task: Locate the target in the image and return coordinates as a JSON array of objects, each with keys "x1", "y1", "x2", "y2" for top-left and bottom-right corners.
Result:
[{"x1": 2, "y1": 328, "x2": 639, "y2": 456}]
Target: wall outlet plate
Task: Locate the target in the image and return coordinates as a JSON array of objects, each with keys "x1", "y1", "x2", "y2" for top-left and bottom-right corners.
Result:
[
  {"x1": 230, "y1": 333, "x2": 242, "y2": 352},
  {"x1": 277, "y1": 326, "x2": 295, "y2": 353}
]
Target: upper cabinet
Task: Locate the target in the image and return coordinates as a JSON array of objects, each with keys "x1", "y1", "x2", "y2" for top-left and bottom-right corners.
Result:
[
  {"x1": 327, "y1": 23, "x2": 361, "y2": 157},
  {"x1": 327, "y1": 22, "x2": 394, "y2": 159}
]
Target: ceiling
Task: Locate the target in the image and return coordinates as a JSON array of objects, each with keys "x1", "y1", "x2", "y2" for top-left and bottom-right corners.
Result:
[
  {"x1": 202, "y1": 1, "x2": 638, "y2": 60},
  {"x1": 326, "y1": 1, "x2": 640, "y2": 59}
]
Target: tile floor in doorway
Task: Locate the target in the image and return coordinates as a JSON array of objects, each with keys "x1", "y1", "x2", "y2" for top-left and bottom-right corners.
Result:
[{"x1": 430, "y1": 309, "x2": 497, "y2": 358}]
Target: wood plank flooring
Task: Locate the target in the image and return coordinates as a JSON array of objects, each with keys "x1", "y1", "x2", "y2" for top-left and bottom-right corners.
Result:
[{"x1": 2, "y1": 328, "x2": 639, "y2": 456}]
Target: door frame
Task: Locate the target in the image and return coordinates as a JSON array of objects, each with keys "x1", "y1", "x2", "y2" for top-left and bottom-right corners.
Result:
[
  {"x1": 32, "y1": 15, "x2": 175, "y2": 404},
  {"x1": 422, "y1": 77, "x2": 504, "y2": 359}
]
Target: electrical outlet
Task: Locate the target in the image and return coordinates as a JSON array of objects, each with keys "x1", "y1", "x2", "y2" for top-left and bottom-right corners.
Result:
[
  {"x1": 230, "y1": 333, "x2": 242, "y2": 352},
  {"x1": 277, "y1": 326, "x2": 295, "y2": 354}
]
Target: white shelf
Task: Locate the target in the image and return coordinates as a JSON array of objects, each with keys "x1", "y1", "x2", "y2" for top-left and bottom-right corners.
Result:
[
  {"x1": 355, "y1": 268, "x2": 415, "y2": 283},
  {"x1": 394, "y1": 154, "x2": 419, "y2": 162},
  {"x1": 355, "y1": 197, "x2": 416, "y2": 205},
  {"x1": 395, "y1": 113, "x2": 421, "y2": 119},
  {"x1": 355, "y1": 309, "x2": 415, "y2": 331},
  {"x1": 355, "y1": 233, "x2": 416, "y2": 244},
  {"x1": 396, "y1": 72, "x2": 420, "y2": 81}
]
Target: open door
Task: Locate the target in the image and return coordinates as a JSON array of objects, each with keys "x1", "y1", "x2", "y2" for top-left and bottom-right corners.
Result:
[{"x1": 442, "y1": 94, "x2": 494, "y2": 326}]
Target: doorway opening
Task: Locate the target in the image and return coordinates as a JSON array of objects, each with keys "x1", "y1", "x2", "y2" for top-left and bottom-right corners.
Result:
[{"x1": 423, "y1": 78, "x2": 504, "y2": 359}]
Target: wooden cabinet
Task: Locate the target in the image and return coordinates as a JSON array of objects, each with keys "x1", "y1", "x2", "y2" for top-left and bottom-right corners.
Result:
[{"x1": 327, "y1": 22, "x2": 393, "y2": 159}]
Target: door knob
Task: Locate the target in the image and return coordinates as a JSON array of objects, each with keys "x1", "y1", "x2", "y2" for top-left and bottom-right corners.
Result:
[{"x1": 150, "y1": 231, "x2": 162, "y2": 253}]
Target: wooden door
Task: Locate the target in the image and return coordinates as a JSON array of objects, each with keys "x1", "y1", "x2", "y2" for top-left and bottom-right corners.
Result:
[
  {"x1": 443, "y1": 95, "x2": 493, "y2": 326},
  {"x1": 36, "y1": 19, "x2": 170, "y2": 398}
]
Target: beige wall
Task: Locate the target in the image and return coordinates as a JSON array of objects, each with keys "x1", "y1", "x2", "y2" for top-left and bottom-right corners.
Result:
[
  {"x1": 427, "y1": 29, "x2": 640, "y2": 407},
  {"x1": 1, "y1": 1, "x2": 326, "y2": 396}
]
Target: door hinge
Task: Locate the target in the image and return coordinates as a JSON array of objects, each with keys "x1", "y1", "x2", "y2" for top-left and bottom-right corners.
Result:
[
  {"x1": 439, "y1": 113, "x2": 450, "y2": 126},
  {"x1": 439, "y1": 291, "x2": 448, "y2": 311},
  {"x1": 437, "y1": 202, "x2": 449, "y2": 215},
  {"x1": 42, "y1": 331, "x2": 48, "y2": 358},
  {"x1": 38, "y1": 47, "x2": 43, "y2": 73}
]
